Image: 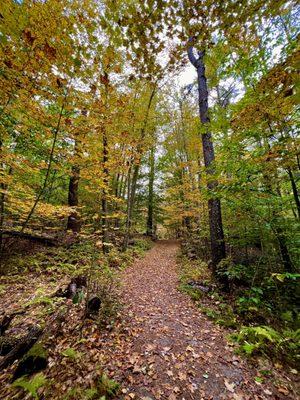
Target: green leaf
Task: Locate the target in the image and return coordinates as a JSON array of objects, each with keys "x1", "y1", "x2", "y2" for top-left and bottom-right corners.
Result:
[{"x1": 61, "y1": 348, "x2": 81, "y2": 359}]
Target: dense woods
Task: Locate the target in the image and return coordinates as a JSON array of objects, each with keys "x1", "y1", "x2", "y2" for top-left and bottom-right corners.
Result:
[{"x1": 0, "y1": 1, "x2": 299, "y2": 399}]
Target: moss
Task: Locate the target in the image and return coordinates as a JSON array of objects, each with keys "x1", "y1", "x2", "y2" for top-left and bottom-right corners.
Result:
[
  {"x1": 13, "y1": 344, "x2": 48, "y2": 379},
  {"x1": 25, "y1": 343, "x2": 48, "y2": 360},
  {"x1": 179, "y1": 283, "x2": 203, "y2": 301}
]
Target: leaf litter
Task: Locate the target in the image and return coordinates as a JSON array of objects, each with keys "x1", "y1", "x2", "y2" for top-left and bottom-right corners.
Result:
[{"x1": 0, "y1": 240, "x2": 298, "y2": 399}]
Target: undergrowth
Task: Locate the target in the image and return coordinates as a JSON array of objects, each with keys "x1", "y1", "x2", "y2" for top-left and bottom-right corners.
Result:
[
  {"x1": 2, "y1": 236, "x2": 152, "y2": 399},
  {"x1": 177, "y1": 252, "x2": 300, "y2": 367}
]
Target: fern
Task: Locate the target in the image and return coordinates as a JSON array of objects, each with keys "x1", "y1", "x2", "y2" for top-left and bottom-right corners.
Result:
[{"x1": 12, "y1": 373, "x2": 46, "y2": 399}]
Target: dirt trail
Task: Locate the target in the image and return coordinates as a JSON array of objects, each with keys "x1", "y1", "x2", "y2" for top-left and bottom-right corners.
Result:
[{"x1": 103, "y1": 240, "x2": 294, "y2": 400}]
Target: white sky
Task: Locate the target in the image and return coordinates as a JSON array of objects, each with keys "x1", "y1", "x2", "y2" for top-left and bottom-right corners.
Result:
[{"x1": 177, "y1": 64, "x2": 197, "y2": 87}]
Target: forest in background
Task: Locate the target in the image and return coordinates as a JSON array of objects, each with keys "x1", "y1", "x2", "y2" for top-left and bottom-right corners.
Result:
[{"x1": 0, "y1": 0, "x2": 299, "y2": 399}]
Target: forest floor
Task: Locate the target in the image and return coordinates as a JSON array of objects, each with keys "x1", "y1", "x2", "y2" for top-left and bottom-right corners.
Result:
[
  {"x1": 108, "y1": 240, "x2": 298, "y2": 400},
  {"x1": 0, "y1": 239, "x2": 298, "y2": 399}
]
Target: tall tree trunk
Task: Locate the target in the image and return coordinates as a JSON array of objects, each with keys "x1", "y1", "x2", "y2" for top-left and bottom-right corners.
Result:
[
  {"x1": 287, "y1": 167, "x2": 300, "y2": 219},
  {"x1": 0, "y1": 139, "x2": 6, "y2": 257},
  {"x1": 100, "y1": 72, "x2": 110, "y2": 253},
  {"x1": 101, "y1": 125, "x2": 109, "y2": 253},
  {"x1": 67, "y1": 138, "x2": 81, "y2": 232},
  {"x1": 146, "y1": 145, "x2": 155, "y2": 237},
  {"x1": 187, "y1": 40, "x2": 226, "y2": 274},
  {"x1": 123, "y1": 165, "x2": 132, "y2": 250}
]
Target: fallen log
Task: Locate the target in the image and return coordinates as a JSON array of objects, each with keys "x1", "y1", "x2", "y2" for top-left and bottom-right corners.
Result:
[
  {"x1": 0, "y1": 325, "x2": 43, "y2": 371},
  {"x1": 0, "y1": 310, "x2": 26, "y2": 336},
  {"x1": 13, "y1": 343, "x2": 48, "y2": 380},
  {"x1": 0, "y1": 230, "x2": 56, "y2": 246},
  {"x1": 0, "y1": 337, "x2": 21, "y2": 356}
]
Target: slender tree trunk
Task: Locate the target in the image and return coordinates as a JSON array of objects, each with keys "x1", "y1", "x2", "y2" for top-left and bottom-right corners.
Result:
[
  {"x1": 99, "y1": 72, "x2": 111, "y2": 253},
  {"x1": 121, "y1": 173, "x2": 127, "y2": 199},
  {"x1": 101, "y1": 125, "x2": 109, "y2": 253},
  {"x1": 187, "y1": 40, "x2": 226, "y2": 275},
  {"x1": 287, "y1": 167, "x2": 300, "y2": 219},
  {"x1": 0, "y1": 139, "x2": 6, "y2": 257},
  {"x1": 67, "y1": 138, "x2": 81, "y2": 232},
  {"x1": 21, "y1": 91, "x2": 68, "y2": 232},
  {"x1": 146, "y1": 146, "x2": 155, "y2": 237},
  {"x1": 123, "y1": 166, "x2": 132, "y2": 250}
]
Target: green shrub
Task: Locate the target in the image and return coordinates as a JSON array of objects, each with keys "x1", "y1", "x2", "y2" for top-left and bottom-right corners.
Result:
[{"x1": 230, "y1": 325, "x2": 300, "y2": 364}]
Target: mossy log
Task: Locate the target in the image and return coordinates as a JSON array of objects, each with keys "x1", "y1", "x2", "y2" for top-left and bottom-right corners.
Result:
[
  {"x1": 0, "y1": 326, "x2": 43, "y2": 371},
  {"x1": 0, "y1": 230, "x2": 56, "y2": 246},
  {"x1": 0, "y1": 310, "x2": 26, "y2": 335},
  {"x1": 0, "y1": 336, "x2": 21, "y2": 356},
  {"x1": 13, "y1": 343, "x2": 48, "y2": 379}
]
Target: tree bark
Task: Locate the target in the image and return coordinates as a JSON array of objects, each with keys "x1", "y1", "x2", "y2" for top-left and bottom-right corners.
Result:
[
  {"x1": 146, "y1": 145, "x2": 155, "y2": 237},
  {"x1": 187, "y1": 39, "x2": 226, "y2": 272},
  {"x1": 67, "y1": 138, "x2": 81, "y2": 232},
  {"x1": 100, "y1": 72, "x2": 110, "y2": 253},
  {"x1": 287, "y1": 167, "x2": 300, "y2": 219}
]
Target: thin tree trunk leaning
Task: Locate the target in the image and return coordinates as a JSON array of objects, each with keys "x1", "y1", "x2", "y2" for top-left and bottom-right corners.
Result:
[
  {"x1": 21, "y1": 92, "x2": 68, "y2": 233},
  {"x1": 146, "y1": 145, "x2": 155, "y2": 237},
  {"x1": 187, "y1": 38, "x2": 227, "y2": 278}
]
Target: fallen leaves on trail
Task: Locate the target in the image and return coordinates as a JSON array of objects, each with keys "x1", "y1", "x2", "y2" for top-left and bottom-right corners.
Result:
[
  {"x1": 116, "y1": 242, "x2": 296, "y2": 400},
  {"x1": 0, "y1": 241, "x2": 297, "y2": 399}
]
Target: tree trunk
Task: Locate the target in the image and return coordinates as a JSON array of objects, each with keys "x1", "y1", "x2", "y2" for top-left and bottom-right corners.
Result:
[
  {"x1": 67, "y1": 138, "x2": 81, "y2": 232},
  {"x1": 187, "y1": 40, "x2": 226, "y2": 274},
  {"x1": 21, "y1": 92, "x2": 67, "y2": 232},
  {"x1": 101, "y1": 125, "x2": 109, "y2": 253},
  {"x1": 100, "y1": 72, "x2": 110, "y2": 253},
  {"x1": 287, "y1": 167, "x2": 300, "y2": 219},
  {"x1": 146, "y1": 146, "x2": 155, "y2": 237},
  {"x1": 123, "y1": 167, "x2": 132, "y2": 250}
]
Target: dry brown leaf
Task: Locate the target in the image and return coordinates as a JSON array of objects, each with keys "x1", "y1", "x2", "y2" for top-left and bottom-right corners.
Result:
[
  {"x1": 278, "y1": 386, "x2": 289, "y2": 395},
  {"x1": 224, "y1": 379, "x2": 235, "y2": 393}
]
